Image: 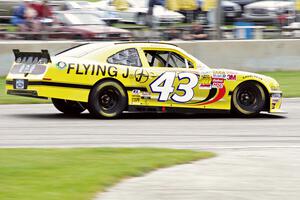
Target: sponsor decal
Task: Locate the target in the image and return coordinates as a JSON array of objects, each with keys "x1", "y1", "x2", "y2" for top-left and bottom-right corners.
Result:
[
  {"x1": 213, "y1": 71, "x2": 226, "y2": 79},
  {"x1": 199, "y1": 76, "x2": 212, "y2": 89},
  {"x1": 132, "y1": 97, "x2": 140, "y2": 103},
  {"x1": 65, "y1": 62, "x2": 130, "y2": 78},
  {"x1": 213, "y1": 72, "x2": 236, "y2": 80},
  {"x1": 134, "y1": 69, "x2": 149, "y2": 83},
  {"x1": 226, "y1": 74, "x2": 236, "y2": 81},
  {"x1": 271, "y1": 93, "x2": 282, "y2": 99},
  {"x1": 15, "y1": 79, "x2": 25, "y2": 89},
  {"x1": 199, "y1": 83, "x2": 211, "y2": 89},
  {"x1": 271, "y1": 94, "x2": 281, "y2": 106},
  {"x1": 141, "y1": 92, "x2": 151, "y2": 99},
  {"x1": 132, "y1": 89, "x2": 140, "y2": 95},
  {"x1": 56, "y1": 61, "x2": 67, "y2": 70},
  {"x1": 242, "y1": 75, "x2": 262, "y2": 80},
  {"x1": 67, "y1": 63, "x2": 118, "y2": 77},
  {"x1": 212, "y1": 78, "x2": 224, "y2": 89}
]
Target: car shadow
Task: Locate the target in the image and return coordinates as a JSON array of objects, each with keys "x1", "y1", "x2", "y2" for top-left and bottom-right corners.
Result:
[{"x1": 9, "y1": 112, "x2": 287, "y2": 120}]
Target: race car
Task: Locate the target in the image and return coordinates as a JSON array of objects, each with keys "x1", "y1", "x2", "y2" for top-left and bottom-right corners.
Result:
[{"x1": 6, "y1": 42, "x2": 283, "y2": 118}]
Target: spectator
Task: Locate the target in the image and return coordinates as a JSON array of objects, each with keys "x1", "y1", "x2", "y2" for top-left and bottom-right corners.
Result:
[
  {"x1": 32, "y1": 0, "x2": 53, "y2": 19},
  {"x1": 32, "y1": 0, "x2": 53, "y2": 30},
  {"x1": 164, "y1": 27, "x2": 181, "y2": 40},
  {"x1": 11, "y1": 0, "x2": 29, "y2": 31},
  {"x1": 182, "y1": 23, "x2": 208, "y2": 40},
  {"x1": 147, "y1": 0, "x2": 156, "y2": 27},
  {"x1": 11, "y1": 0, "x2": 38, "y2": 32},
  {"x1": 277, "y1": 13, "x2": 288, "y2": 28},
  {"x1": 147, "y1": 0, "x2": 164, "y2": 27}
]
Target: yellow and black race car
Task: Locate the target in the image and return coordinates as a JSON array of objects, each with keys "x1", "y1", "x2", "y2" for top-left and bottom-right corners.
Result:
[{"x1": 6, "y1": 42, "x2": 283, "y2": 118}]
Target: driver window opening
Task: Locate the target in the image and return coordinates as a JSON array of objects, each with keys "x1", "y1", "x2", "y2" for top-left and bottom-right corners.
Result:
[{"x1": 143, "y1": 50, "x2": 193, "y2": 68}]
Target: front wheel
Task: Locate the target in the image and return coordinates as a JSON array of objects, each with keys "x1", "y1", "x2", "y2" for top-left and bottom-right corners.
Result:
[
  {"x1": 232, "y1": 82, "x2": 266, "y2": 116},
  {"x1": 88, "y1": 81, "x2": 127, "y2": 118},
  {"x1": 52, "y1": 99, "x2": 86, "y2": 115}
]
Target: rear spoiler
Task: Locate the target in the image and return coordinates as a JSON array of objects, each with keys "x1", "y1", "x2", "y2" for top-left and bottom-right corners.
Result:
[{"x1": 13, "y1": 49, "x2": 52, "y2": 64}]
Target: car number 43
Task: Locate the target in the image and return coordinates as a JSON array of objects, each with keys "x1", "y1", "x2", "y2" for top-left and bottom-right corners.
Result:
[{"x1": 150, "y1": 72, "x2": 198, "y2": 103}]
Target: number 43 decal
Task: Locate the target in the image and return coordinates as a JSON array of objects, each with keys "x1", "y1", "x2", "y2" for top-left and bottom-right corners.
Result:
[{"x1": 150, "y1": 72, "x2": 198, "y2": 103}]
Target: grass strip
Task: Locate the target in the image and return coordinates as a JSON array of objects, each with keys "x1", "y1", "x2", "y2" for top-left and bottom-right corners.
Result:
[{"x1": 0, "y1": 148, "x2": 214, "y2": 200}]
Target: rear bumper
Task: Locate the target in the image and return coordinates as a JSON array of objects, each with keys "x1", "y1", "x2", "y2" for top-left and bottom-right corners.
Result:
[
  {"x1": 7, "y1": 89, "x2": 47, "y2": 99},
  {"x1": 6, "y1": 79, "x2": 91, "y2": 102}
]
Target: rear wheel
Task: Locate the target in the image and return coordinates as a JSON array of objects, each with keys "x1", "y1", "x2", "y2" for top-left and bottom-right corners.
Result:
[
  {"x1": 232, "y1": 82, "x2": 266, "y2": 116},
  {"x1": 88, "y1": 81, "x2": 127, "y2": 118},
  {"x1": 52, "y1": 99, "x2": 86, "y2": 115}
]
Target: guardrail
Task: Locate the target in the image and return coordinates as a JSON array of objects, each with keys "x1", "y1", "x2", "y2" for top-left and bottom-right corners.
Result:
[{"x1": 1, "y1": 39, "x2": 300, "y2": 76}]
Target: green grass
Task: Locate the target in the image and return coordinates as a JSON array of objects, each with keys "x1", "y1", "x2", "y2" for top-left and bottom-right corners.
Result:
[
  {"x1": 0, "y1": 148, "x2": 214, "y2": 200},
  {"x1": 0, "y1": 24, "x2": 17, "y2": 32},
  {"x1": 259, "y1": 71, "x2": 300, "y2": 97},
  {"x1": 1, "y1": 71, "x2": 299, "y2": 104}
]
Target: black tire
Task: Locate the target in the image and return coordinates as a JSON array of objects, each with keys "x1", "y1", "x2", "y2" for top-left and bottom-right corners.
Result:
[
  {"x1": 232, "y1": 82, "x2": 266, "y2": 116},
  {"x1": 88, "y1": 81, "x2": 127, "y2": 118},
  {"x1": 52, "y1": 99, "x2": 86, "y2": 115}
]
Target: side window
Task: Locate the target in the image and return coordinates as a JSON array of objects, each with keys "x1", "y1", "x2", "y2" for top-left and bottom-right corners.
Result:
[
  {"x1": 171, "y1": 53, "x2": 193, "y2": 68},
  {"x1": 107, "y1": 48, "x2": 142, "y2": 67},
  {"x1": 144, "y1": 50, "x2": 193, "y2": 68}
]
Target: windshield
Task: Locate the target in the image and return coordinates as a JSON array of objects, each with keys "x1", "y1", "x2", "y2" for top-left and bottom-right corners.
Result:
[{"x1": 64, "y1": 13, "x2": 105, "y2": 25}]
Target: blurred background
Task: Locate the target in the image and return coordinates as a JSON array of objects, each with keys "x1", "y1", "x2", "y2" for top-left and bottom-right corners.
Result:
[{"x1": 0, "y1": 0, "x2": 300, "y2": 41}]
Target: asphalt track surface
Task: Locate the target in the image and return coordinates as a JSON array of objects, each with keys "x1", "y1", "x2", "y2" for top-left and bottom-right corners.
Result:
[
  {"x1": 0, "y1": 98, "x2": 299, "y2": 149},
  {"x1": 1, "y1": 99, "x2": 300, "y2": 200}
]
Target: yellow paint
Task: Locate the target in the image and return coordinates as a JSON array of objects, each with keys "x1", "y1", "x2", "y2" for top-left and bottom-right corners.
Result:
[
  {"x1": 296, "y1": 0, "x2": 300, "y2": 11},
  {"x1": 166, "y1": 0, "x2": 198, "y2": 11},
  {"x1": 203, "y1": 0, "x2": 217, "y2": 12},
  {"x1": 113, "y1": 0, "x2": 129, "y2": 11}
]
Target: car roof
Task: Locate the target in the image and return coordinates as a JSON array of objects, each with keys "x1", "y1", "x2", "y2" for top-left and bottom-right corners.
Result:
[
  {"x1": 115, "y1": 41, "x2": 178, "y2": 48},
  {"x1": 56, "y1": 42, "x2": 180, "y2": 58}
]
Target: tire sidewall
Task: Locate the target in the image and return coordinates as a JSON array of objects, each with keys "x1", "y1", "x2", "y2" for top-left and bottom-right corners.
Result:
[
  {"x1": 232, "y1": 82, "x2": 266, "y2": 116},
  {"x1": 89, "y1": 81, "x2": 127, "y2": 118},
  {"x1": 52, "y1": 99, "x2": 86, "y2": 114}
]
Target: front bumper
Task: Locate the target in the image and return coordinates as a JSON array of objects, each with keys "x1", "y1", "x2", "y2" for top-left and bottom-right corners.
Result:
[{"x1": 269, "y1": 92, "x2": 284, "y2": 113}]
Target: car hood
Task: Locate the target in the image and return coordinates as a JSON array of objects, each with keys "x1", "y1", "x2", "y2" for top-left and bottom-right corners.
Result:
[
  {"x1": 246, "y1": 1, "x2": 294, "y2": 9},
  {"x1": 67, "y1": 25, "x2": 129, "y2": 33},
  {"x1": 212, "y1": 69, "x2": 280, "y2": 90}
]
